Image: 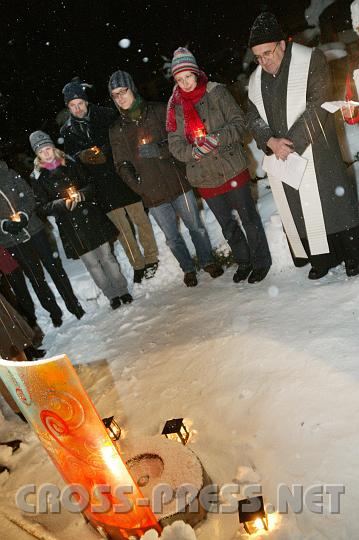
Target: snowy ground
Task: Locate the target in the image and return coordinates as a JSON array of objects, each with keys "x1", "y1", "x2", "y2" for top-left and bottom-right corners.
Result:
[{"x1": 1, "y1": 181, "x2": 359, "y2": 540}]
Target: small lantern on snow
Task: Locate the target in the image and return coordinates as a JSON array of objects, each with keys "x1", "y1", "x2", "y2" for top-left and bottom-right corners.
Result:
[
  {"x1": 238, "y1": 496, "x2": 268, "y2": 535},
  {"x1": 102, "y1": 416, "x2": 121, "y2": 441},
  {"x1": 161, "y1": 418, "x2": 189, "y2": 445}
]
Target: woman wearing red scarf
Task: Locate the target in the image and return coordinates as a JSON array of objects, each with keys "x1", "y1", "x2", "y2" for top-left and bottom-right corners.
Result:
[{"x1": 167, "y1": 48, "x2": 271, "y2": 284}]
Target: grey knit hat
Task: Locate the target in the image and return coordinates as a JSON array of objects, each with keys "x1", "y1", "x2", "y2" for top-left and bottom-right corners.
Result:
[
  {"x1": 29, "y1": 131, "x2": 55, "y2": 154},
  {"x1": 62, "y1": 81, "x2": 88, "y2": 104},
  {"x1": 248, "y1": 12, "x2": 285, "y2": 48},
  {"x1": 108, "y1": 70, "x2": 137, "y2": 94}
]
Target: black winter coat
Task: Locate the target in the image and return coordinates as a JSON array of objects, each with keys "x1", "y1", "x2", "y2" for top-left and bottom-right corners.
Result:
[
  {"x1": 32, "y1": 160, "x2": 117, "y2": 259},
  {"x1": 60, "y1": 104, "x2": 141, "y2": 212}
]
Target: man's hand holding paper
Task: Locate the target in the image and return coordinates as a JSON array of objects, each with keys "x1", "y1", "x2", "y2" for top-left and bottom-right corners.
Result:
[
  {"x1": 266, "y1": 137, "x2": 294, "y2": 161},
  {"x1": 262, "y1": 152, "x2": 308, "y2": 190}
]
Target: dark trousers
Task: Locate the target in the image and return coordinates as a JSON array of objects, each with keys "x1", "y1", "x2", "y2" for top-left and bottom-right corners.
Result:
[
  {"x1": 10, "y1": 229, "x2": 80, "y2": 318},
  {"x1": 293, "y1": 225, "x2": 359, "y2": 270},
  {"x1": 2, "y1": 268, "x2": 37, "y2": 326},
  {"x1": 205, "y1": 183, "x2": 272, "y2": 269}
]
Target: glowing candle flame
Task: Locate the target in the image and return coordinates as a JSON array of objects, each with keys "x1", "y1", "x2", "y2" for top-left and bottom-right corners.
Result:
[
  {"x1": 10, "y1": 212, "x2": 21, "y2": 222},
  {"x1": 91, "y1": 146, "x2": 101, "y2": 155},
  {"x1": 253, "y1": 518, "x2": 265, "y2": 530},
  {"x1": 67, "y1": 186, "x2": 77, "y2": 199},
  {"x1": 194, "y1": 128, "x2": 206, "y2": 139}
]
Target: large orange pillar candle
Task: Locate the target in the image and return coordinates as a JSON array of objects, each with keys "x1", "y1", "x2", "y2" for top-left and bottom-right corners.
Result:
[{"x1": 0, "y1": 354, "x2": 161, "y2": 539}]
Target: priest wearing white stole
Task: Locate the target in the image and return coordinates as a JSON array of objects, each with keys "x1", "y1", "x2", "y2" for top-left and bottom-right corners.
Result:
[{"x1": 247, "y1": 12, "x2": 359, "y2": 280}]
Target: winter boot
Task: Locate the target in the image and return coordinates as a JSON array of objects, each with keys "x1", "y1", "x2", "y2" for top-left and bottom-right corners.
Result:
[
  {"x1": 233, "y1": 263, "x2": 252, "y2": 283},
  {"x1": 345, "y1": 259, "x2": 359, "y2": 277},
  {"x1": 134, "y1": 268, "x2": 145, "y2": 283},
  {"x1": 24, "y1": 346, "x2": 46, "y2": 361},
  {"x1": 72, "y1": 304, "x2": 85, "y2": 320},
  {"x1": 144, "y1": 262, "x2": 159, "y2": 279},
  {"x1": 120, "y1": 293, "x2": 133, "y2": 304},
  {"x1": 50, "y1": 311, "x2": 63, "y2": 328},
  {"x1": 110, "y1": 297, "x2": 122, "y2": 310},
  {"x1": 184, "y1": 272, "x2": 198, "y2": 287},
  {"x1": 308, "y1": 266, "x2": 329, "y2": 280},
  {"x1": 248, "y1": 267, "x2": 270, "y2": 283},
  {"x1": 203, "y1": 263, "x2": 224, "y2": 278}
]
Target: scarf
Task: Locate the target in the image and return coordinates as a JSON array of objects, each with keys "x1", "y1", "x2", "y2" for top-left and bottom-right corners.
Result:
[
  {"x1": 42, "y1": 159, "x2": 62, "y2": 171},
  {"x1": 166, "y1": 71, "x2": 208, "y2": 143}
]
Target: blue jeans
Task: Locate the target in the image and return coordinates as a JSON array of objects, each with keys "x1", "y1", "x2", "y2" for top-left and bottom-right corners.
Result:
[
  {"x1": 81, "y1": 242, "x2": 129, "y2": 300},
  {"x1": 205, "y1": 183, "x2": 272, "y2": 269},
  {"x1": 150, "y1": 190, "x2": 214, "y2": 273}
]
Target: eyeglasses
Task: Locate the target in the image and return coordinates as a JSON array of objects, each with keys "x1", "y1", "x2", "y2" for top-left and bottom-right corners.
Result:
[
  {"x1": 113, "y1": 88, "x2": 128, "y2": 97},
  {"x1": 253, "y1": 43, "x2": 280, "y2": 64}
]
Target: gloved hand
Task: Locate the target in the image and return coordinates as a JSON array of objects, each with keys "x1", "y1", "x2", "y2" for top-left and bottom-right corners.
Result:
[
  {"x1": 2, "y1": 219, "x2": 23, "y2": 235},
  {"x1": 192, "y1": 134, "x2": 219, "y2": 160},
  {"x1": 65, "y1": 191, "x2": 85, "y2": 211},
  {"x1": 138, "y1": 143, "x2": 161, "y2": 159},
  {"x1": 16, "y1": 212, "x2": 28, "y2": 227}
]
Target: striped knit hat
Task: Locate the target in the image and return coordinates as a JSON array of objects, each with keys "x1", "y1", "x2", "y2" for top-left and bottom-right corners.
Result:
[
  {"x1": 108, "y1": 70, "x2": 137, "y2": 94},
  {"x1": 171, "y1": 47, "x2": 200, "y2": 78}
]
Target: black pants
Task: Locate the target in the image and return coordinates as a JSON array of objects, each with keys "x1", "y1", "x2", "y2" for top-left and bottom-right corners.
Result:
[
  {"x1": 1, "y1": 268, "x2": 37, "y2": 326},
  {"x1": 10, "y1": 229, "x2": 80, "y2": 318},
  {"x1": 205, "y1": 183, "x2": 272, "y2": 269},
  {"x1": 291, "y1": 225, "x2": 359, "y2": 270}
]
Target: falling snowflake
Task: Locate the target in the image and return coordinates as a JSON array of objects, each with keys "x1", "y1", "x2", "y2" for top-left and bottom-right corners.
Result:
[
  {"x1": 268, "y1": 286, "x2": 279, "y2": 298},
  {"x1": 335, "y1": 186, "x2": 345, "y2": 197},
  {"x1": 118, "y1": 38, "x2": 131, "y2": 49}
]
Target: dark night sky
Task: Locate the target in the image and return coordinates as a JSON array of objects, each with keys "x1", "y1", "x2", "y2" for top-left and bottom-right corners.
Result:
[{"x1": 0, "y1": 0, "x2": 314, "y2": 156}]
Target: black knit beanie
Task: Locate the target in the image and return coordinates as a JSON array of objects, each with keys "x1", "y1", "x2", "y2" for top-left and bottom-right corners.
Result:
[
  {"x1": 248, "y1": 12, "x2": 284, "y2": 48},
  {"x1": 62, "y1": 81, "x2": 88, "y2": 104}
]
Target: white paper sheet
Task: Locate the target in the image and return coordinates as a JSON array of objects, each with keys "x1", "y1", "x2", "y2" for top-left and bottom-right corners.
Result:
[
  {"x1": 262, "y1": 152, "x2": 308, "y2": 190},
  {"x1": 321, "y1": 100, "x2": 359, "y2": 113}
]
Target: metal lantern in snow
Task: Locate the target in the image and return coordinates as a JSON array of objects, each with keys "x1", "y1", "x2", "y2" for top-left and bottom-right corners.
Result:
[
  {"x1": 161, "y1": 418, "x2": 189, "y2": 445},
  {"x1": 102, "y1": 416, "x2": 121, "y2": 441},
  {"x1": 238, "y1": 496, "x2": 268, "y2": 535}
]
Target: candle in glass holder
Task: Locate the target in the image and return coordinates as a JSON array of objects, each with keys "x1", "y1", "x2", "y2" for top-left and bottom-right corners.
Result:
[
  {"x1": 140, "y1": 137, "x2": 149, "y2": 145},
  {"x1": 193, "y1": 128, "x2": 206, "y2": 139},
  {"x1": 67, "y1": 186, "x2": 77, "y2": 199},
  {"x1": 10, "y1": 212, "x2": 21, "y2": 222},
  {"x1": 90, "y1": 146, "x2": 101, "y2": 155}
]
